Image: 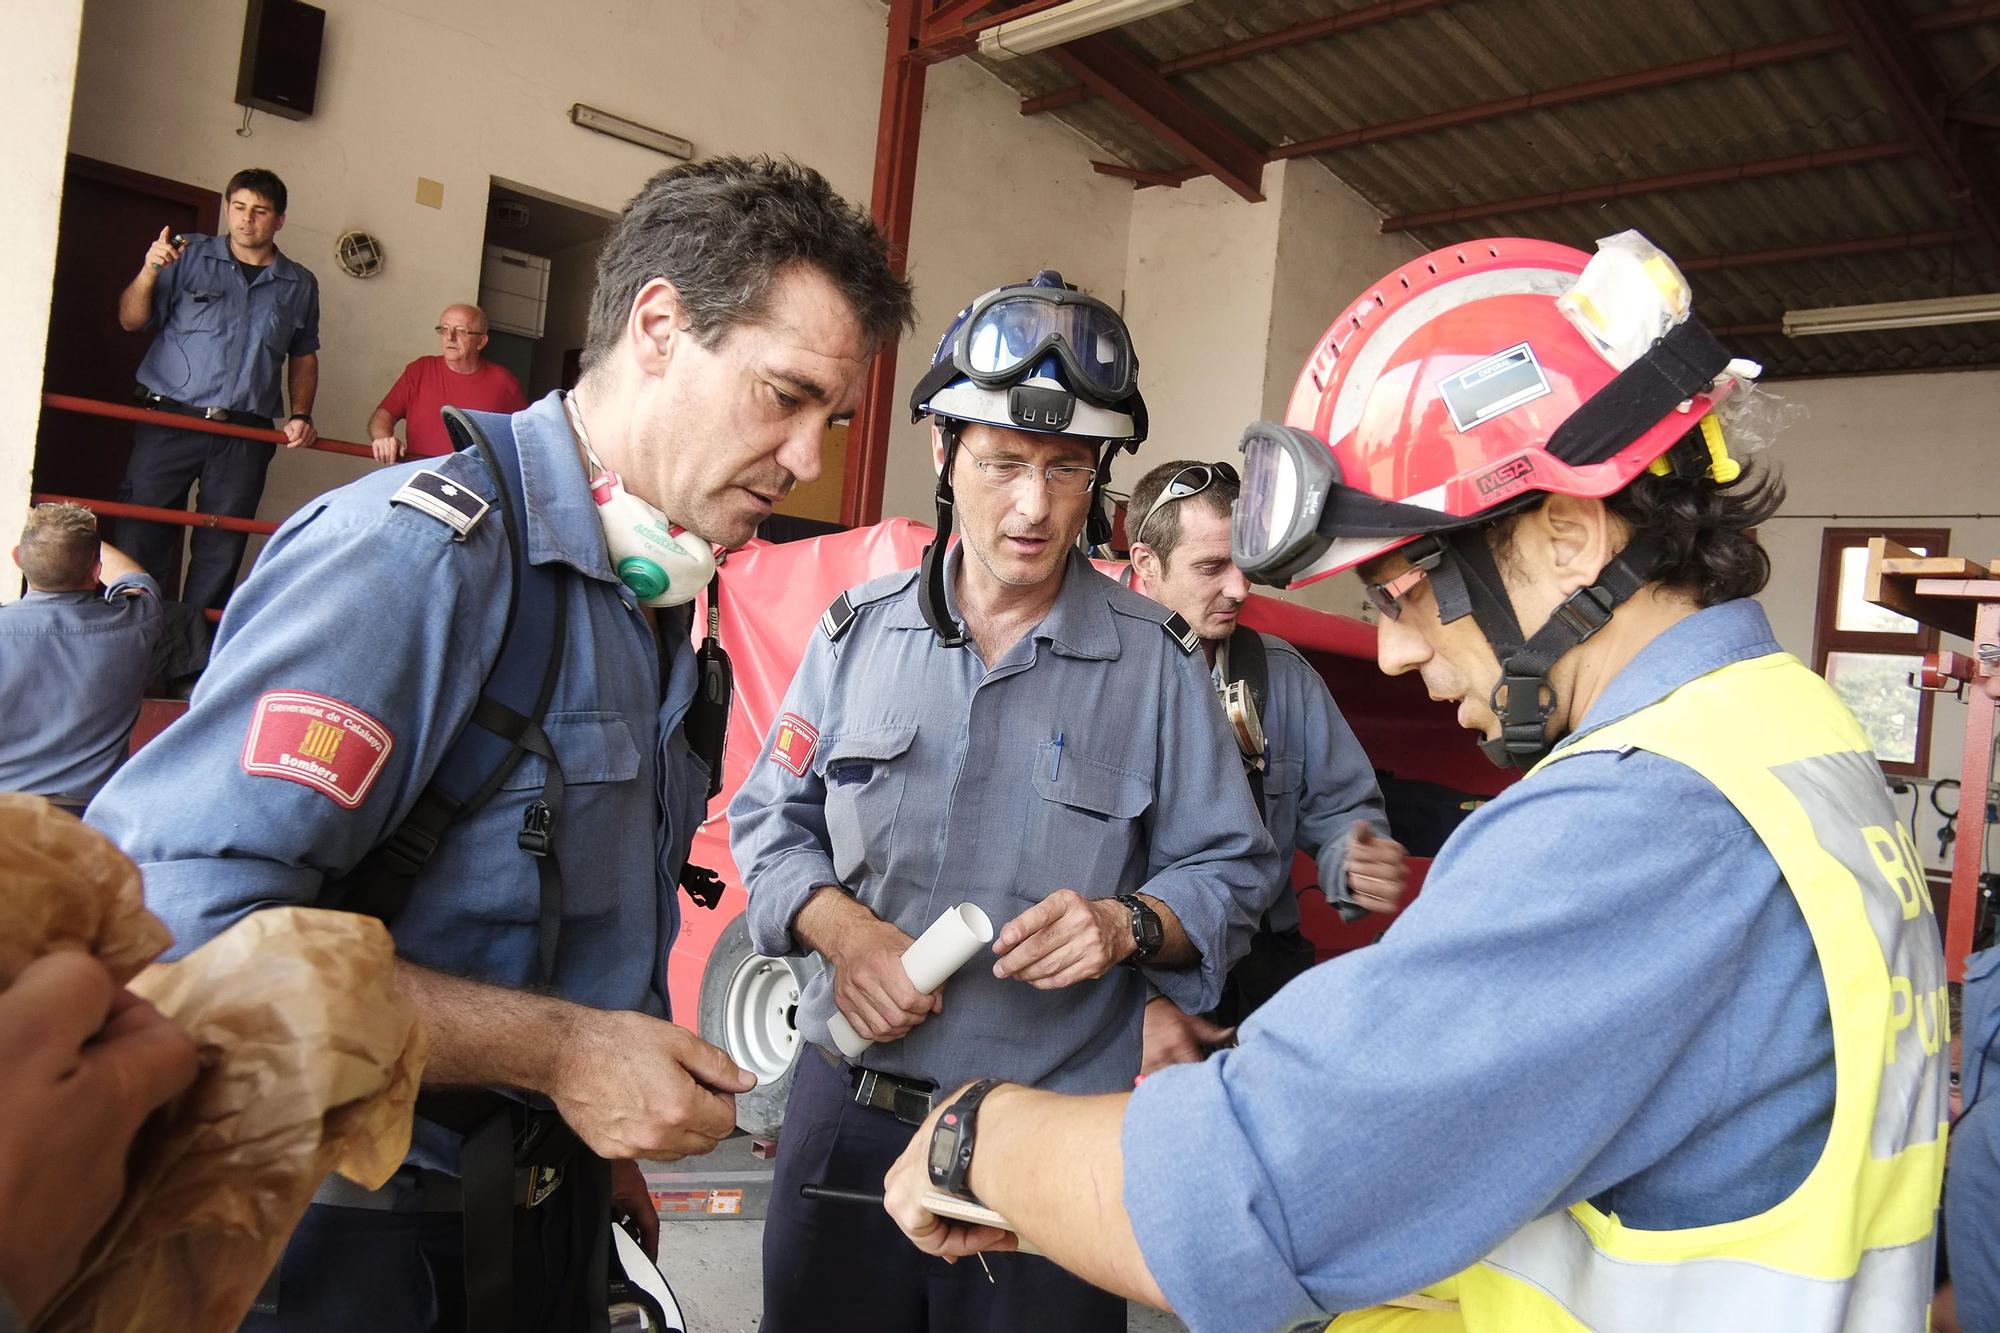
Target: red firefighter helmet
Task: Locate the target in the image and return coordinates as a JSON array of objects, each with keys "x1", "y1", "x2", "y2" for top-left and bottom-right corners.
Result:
[{"x1": 1235, "y1": 237, "x2": 1739, "y2": 588}]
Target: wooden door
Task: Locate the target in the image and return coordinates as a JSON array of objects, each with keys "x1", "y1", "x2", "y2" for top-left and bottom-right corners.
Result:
[{"x1": 36, "y1": 156, "x2": 218, "y2": 503}]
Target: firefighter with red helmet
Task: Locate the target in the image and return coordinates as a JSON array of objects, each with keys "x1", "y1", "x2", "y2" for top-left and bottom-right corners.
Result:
[{"x1": 881, "y1": 234, "x2": 1949, "y2": 1333}]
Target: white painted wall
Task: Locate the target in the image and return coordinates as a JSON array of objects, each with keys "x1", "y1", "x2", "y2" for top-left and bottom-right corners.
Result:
[
  {"x1": 1, "y1": 0, "x2": 86, "y2": 604},
  {"x1": 1753, "y1": 368, "x2": 2000, "y2": 870}
]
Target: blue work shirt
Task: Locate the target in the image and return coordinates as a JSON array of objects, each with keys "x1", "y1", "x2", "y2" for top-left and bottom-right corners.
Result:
[
  {"x1": 89, "y1": 393, "x2": 705, "y2": 1173},
  {"x1": 728, "y1": 548, "x2": 1278, "y2": 1096},
  {"x1": 136, "y1": 233, "x2": 320, "y2": 419},
  {"x1": 0, "y1": 572, "x2": 164, "y2": 803},
  {"x1": 1947, "y1": 944, "x2": 2000, "y2": 1332},
  {"x1": 1244, "y1": 633, "x2": 1388, "y2": 932},
  {"x1": 1124, "y1": 600, "x2": 1837, "y2": 1331}
]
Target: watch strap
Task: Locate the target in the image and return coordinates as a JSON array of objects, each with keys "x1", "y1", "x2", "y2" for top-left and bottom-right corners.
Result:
[{"x1": 928, "y1": 1076, "x2": 1004, "y2": 1199}]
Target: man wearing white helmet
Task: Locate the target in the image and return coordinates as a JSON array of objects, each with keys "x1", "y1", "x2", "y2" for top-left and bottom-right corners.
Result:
[
  {"x1": 730, "y1": 272, "x2": 1276, "y2": 1331},
  {"x1": 877, "y1": 236, "x2": 1947, "y2": 1333}
]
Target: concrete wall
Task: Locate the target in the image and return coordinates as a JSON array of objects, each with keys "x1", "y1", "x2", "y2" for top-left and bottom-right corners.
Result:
[
  {"x1": 60, "y1": 0, "x2": 1129, "y2": 542},
  {"x1": 1752, "y1": 367, "x2": 2000, "y2": 869},
  {"x1": 1, "y1": 0, "x2": 87, "y2": 603}
]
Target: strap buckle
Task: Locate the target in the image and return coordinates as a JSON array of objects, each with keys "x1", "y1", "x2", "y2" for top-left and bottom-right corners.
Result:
[
  {"x1": 379, "y1": 822, "x2": 441, "y2": 877},
  {"x1": 1548, "y1": 584, "x2": 1616, "y2": 643},
  {"x1": 518, "y1": 800, "x2": 554, "y2": 857}
]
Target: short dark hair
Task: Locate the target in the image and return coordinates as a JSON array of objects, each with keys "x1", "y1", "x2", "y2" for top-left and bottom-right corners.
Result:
[
  {"x1": 225, "y1": 168, "x2": 288, "y2": 215},
  {"x1": 18, "y1": 503, "x2": 100, "y2": 589},
  {"x1": 1488, "y1": 428, "x2": 1786, "y2": 607},
  {"x1": 581, "y1": 156, "x2": 913, "y2": 375},
  {"x1": 1128, "y1": 459, "x2": 1238, "y2": 566}
]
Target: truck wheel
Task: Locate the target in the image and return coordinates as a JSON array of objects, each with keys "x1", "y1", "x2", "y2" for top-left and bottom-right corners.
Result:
[{"x1": 696, "y1": 912, "x2": 821, "y2": 1139}]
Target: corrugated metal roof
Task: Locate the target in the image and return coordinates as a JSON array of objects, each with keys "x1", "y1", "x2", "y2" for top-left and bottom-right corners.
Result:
[{"x1": 960, "y1": 0, "x2": 2000, "y2": 376}]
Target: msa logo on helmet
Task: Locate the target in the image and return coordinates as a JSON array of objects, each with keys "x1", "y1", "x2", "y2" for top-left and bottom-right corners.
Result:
[
  {"x1": 1439, "y1": 342, "x2": 1552, "y2": 433},
  {"x1": 1475, "y1": 456, "x2": 1537, "y2": 499}
]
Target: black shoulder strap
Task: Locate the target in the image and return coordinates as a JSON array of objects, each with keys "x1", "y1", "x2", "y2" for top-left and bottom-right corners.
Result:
[
  {"x1": 1162, "y1": 610, "x2": 1200, "y2": 656},
  {"x1": 337, "y1": 407, "x2": 571, "y2": 984},
  {"x1": 821, "y1": 591, "x2": 857, "y2": 642}
]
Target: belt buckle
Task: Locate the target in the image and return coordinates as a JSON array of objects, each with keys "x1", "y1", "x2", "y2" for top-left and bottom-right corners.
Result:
[{"x1": 203, "y1": 406, "x2": 229, "y2": 421}]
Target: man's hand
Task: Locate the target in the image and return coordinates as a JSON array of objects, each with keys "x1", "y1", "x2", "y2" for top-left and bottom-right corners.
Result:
[
  {"x1": 823, "y1": 914, "x2": 940, "y2": 1043},
  {"x1": 992, "y1": 889, "x2": 1131, "y2": 988},
  {"x1": 0, "y1": 953, "x2": 198, "y2": 1323},
  {"x1": 1139, "y1": 995, "x2": 1233, "y2": 1078},
  {"x1": 370, "y1": 434, "x2": 403, "y2": 466},
  {"x1": 548, "y1": 1010, "x2": 753, "y2": 1162},
  {"x1": 883, "y1": 1085, "x2": 1020, "y2": 1262},
  {"x1": 282, "y1": 416, "x2": 319, "y2": 450},
  {"x1": 143, "y1": 226, "x2": 185, "y2": 273},
  {"x1": 1345, "y1": 823, "x2": 1409, "y2": 914},
  {"x1": 609, "y1": 1157, "x2": 660, "y2": 1262}
]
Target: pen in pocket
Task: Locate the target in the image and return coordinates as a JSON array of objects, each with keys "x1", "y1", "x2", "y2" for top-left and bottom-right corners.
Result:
[{"x1": 1050, "y1": 730, "x2": 1064, "y2": 780}]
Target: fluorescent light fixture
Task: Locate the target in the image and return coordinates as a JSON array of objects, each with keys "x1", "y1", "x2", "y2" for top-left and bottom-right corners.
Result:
[
  {"x1": 569, "y1": 104, "x2": 693, "y2": 161},
  {"x1": 1782, "y1": 292, "x2": 2000, "y2": 338},
  {"x1": 977, "y1": 0, "x2": 1199, "y2": 60}
]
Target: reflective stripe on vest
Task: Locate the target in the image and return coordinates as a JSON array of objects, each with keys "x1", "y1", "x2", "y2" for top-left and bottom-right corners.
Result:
[{"x1": 1382, "y1": 650, "x2": 1949, "y2": 1333}]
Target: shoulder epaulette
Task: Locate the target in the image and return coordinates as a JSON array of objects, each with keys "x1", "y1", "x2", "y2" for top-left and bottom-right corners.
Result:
[
  {"x1": 1161, "y1": 611, "x2": 1200, "y2": 656},
  {"x1": 390, "y1": 469, "x2": 490, "y2": 541},
  {"x1": 821, "y1": 592, "x2": 857, "y2": 642}
]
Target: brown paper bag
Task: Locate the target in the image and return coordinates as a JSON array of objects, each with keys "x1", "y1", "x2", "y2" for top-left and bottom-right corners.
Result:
[{"x1": 0, "y1": 797, "x2": 426, "y2": 1333}]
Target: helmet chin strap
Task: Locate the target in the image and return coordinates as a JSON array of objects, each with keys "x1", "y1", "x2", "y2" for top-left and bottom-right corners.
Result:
[
  {"x1": 919, "y1": 421, "x2": 971, "y2": 647},
  {"x1": 1419, "y1": 530, "x2": 1660, "y2": 769}
]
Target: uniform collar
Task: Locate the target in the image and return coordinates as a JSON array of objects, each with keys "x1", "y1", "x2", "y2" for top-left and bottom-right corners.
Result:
[
  {"x1": 17, "y1": 588, "x2": 98, "y2": 605},
  {"x1": 885, "y1": 545, "x2": 1120, "y2": 659},
  {"x1": 510, "y1": 392, "x2": 618, "y2": 583},
  {"x1": 1559, "y1": 598, "x2": 1783, "y2": 751},
  {"x1": 192, "y1": 234, "x2": 303, "y2": 286}
]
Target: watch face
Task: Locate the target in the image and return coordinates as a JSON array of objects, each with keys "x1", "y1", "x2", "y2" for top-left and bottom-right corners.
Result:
[{"x1": 929, "y1": 1115, "x2": 961, "y2": 1177}]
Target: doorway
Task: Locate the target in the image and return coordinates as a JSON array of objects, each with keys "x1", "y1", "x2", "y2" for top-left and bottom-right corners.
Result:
[
  {"x1": 480, "y1": 180, "x2": 616, "y2": 401},
  {"x1": 38, "y1": 157, "x2": 220, "y2": 508}
]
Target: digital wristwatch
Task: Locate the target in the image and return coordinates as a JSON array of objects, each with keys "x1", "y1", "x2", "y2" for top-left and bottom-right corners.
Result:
[
  {"x1": 928, "y1": 1077, "x2": 1005, "y2": 1200},
  {"x1": 1116, "y1": 893, "x2": 1163, "y2": 967}
]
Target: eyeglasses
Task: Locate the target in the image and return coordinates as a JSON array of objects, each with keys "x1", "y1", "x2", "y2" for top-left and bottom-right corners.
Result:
[
  {"x1": 435, "y1": 325, "x2": 484, "y2": 340},
  {"x1": 1364, "y1": 565, "x2": 1431, "y2": 621},
  {"x1": 1133, "y1": 462, "x2": 1238, "y2": 549},
  {"x1": 965, "y1": 454, "x2": 1099, "y2": 496}
]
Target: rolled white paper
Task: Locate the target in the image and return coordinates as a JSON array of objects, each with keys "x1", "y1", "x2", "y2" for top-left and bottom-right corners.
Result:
[{"x1": 827, "y1": 902, "x2": 995, "y2": 1061}]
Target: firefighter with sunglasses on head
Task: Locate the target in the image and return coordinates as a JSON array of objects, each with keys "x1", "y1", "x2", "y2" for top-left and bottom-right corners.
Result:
[{"x1": 878, "y1": 234, "x2": 1948, "y2": 1333}]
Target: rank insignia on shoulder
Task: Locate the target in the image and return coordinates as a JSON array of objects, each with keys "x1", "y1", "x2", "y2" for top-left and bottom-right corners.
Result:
[
  {"x1": 391, "y1": 470, "x2": 489, "y2": 540},
  {"x1": 1161, "y1": 611, "x2": 1199, "y2": 656},
  {"x1": 820, "y1": 593, "x2": 857, "y2": 642}
]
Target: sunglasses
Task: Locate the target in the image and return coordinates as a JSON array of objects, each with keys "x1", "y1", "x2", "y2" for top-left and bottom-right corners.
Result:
[
  {"x1": 1133, "y1": 462, "x2": 1238, "y2": 549},
  {"x1": 1364, "y1": 564, "x2": 1431, "y2": 621}
]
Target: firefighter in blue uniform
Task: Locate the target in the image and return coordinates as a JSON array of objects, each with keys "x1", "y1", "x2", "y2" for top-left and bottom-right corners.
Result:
[
  {"x1": 729, "y1": 272, "x2": 1278, "y2": 1333},
  {"x1": 88, "y1": 156, "x2": 914, "y2": 1333}
]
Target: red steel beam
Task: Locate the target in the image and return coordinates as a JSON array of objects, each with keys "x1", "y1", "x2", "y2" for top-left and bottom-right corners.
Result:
[
  {"x1": 1825, "y1": 0, "x2": 2000, "y2": 258},
  {"x1": 41, "y1": 393, "x2": 374, "y2": 459},
  {"x1": 1048, "y1": 32, "x2": 1265, "y2": 201},
  {"x1": 1381, "y1": 140, "x2": 1914, "y2": 232},
  {"x1": 1676, "y1": 228, "x2": 1968, "y2": 272},
  {"x1": 1947, "y1": 598, "x2": 2000, "y2": 982},
  {"x1": 1270, "y1": 2, "x2": 2000, "y2": 161},
  {"x1": 843, "y1": 0, "x2": 928, "y2": 528},
  {"x1": 1090, "y1": 160, "x2": 1201, "y2": 187},
  {"x1": 33, "y1": 493, "x2": 278, "y2": 536},
  {"x1": 927, "y1": 0, "x2": 1000, "y2": 31},
  {"x1": 1022, "y1": 0, "x2": 1462, "y2": 116},
  {"x1": 917, "y1": 0, "x2": 1070, "y2": 61}
]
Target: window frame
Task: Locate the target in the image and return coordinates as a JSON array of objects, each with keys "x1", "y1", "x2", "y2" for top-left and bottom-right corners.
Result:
[{"x1": 1810, "y1": 526, "x2": 1946, "y2": 777}]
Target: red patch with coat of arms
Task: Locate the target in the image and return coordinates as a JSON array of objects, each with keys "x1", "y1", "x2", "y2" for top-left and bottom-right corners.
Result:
[
  {"x1": 768, "y1": 713, "x2": 820, "y2": 777},
  {"x1": 240, "y1": 690, "x2": 394, "y2": 808}
]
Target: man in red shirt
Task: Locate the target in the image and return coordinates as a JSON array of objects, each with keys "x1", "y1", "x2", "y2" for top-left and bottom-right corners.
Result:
[{"x1": 367, "y1": 303, "x2": 528, "y2": 463}]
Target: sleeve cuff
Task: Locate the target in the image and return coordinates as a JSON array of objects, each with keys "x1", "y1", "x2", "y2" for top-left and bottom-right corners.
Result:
[
  {"x1": 744, "y1": 847, "x2": 839, "y2": 957},
  {"x1": 1124, "y1": 1063, "x2": 1320, "y2": 1332},
  {"x1": 1137, "y1": 875, "x2": 1233, "y2": 1013}
]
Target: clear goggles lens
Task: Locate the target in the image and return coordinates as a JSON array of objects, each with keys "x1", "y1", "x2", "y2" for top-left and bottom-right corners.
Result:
[
  {"x1": 961, "y1": 294, "x2": 1135, "y2": 400},
  {"x1": 1233, "y1": 430, "x2": 1303, "y2": 563}
]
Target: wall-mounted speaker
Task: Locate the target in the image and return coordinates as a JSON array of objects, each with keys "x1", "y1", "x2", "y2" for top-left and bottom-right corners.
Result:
[{"x1": 235, "y1": 0, "x2": 325, "y2": 121}]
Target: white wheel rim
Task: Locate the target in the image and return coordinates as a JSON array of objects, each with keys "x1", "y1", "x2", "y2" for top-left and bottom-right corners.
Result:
[{"x1": 723, "y1": 953, "x2": 803, "y2": 1084}]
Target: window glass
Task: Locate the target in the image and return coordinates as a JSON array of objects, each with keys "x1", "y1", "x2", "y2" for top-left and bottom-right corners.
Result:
[{"x1": 1824, "y1": 651, "x2": 1924, "y2": 765}]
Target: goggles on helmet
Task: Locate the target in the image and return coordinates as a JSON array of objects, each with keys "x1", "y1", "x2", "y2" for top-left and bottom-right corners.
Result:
[{"x1": 945, "y1": 284, "x2": 1137, "y2": 406}]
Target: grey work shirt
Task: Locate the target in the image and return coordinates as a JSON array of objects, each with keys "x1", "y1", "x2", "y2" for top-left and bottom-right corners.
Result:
[
  {"x1": 0, "y1": 573, "x2": 165, "y2": 803},
  {"x1": 137, "y1": 233, "x2": 320, "y2": 419},
  {"x1": 1248, "y1": 632, "x2": 1389, "y2": 934},
  {"x1": 728, "y1": 548, "x2": 1278, "y2": 1096}
]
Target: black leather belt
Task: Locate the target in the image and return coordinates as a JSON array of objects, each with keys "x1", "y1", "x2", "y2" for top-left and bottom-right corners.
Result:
[
  {"x1": 137, "y1": 390, "x2": 272, "y2": 429},
  {"x1": 817, "y1": 1046, "x2": 938, "y2": 1126}
]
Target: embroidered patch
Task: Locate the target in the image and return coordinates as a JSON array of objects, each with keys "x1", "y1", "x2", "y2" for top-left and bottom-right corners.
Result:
[
  {"x1": 240, "y1": 690, "x2": 394, "y2": 808},
  {"x1": 768, "y1": 713, "x2": 820, "y2": 777}
]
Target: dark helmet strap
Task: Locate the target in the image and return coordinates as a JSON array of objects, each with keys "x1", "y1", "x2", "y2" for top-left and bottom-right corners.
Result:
[
  {"x1": 1469, "y1": 533, "x2": 1660, "y2": 768},
  {"x1": 919, "y1": 421, "x2": 970, "y2": 647}
]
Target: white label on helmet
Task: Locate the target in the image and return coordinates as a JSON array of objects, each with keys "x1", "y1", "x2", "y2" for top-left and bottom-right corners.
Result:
[{"x1": 1439, "y1": 342, "x2": 1552, "y2": 433}]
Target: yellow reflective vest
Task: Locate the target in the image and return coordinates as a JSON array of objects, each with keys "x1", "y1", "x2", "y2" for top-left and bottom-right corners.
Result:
[{"x1": 1334, "y1": 650, "x2": 1949, "y2": 1333}]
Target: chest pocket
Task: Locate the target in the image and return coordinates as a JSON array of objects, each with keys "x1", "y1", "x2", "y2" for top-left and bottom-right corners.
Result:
[
  {"x1": 817, "y1": 725, "x2": 916, "y2": 887},
  {"x1": 1261, "y1": 756, "x2": 1303, "y2": 852},
  {"x1": 494, "y1": 711, "x2": 643, "y2": 917},
  {"x1": 1028, "y1": 741, "x2": 1152, "y2": 899},
  {"x1": 177, "y1": 288, "x2": 227, "y2": 335}
]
